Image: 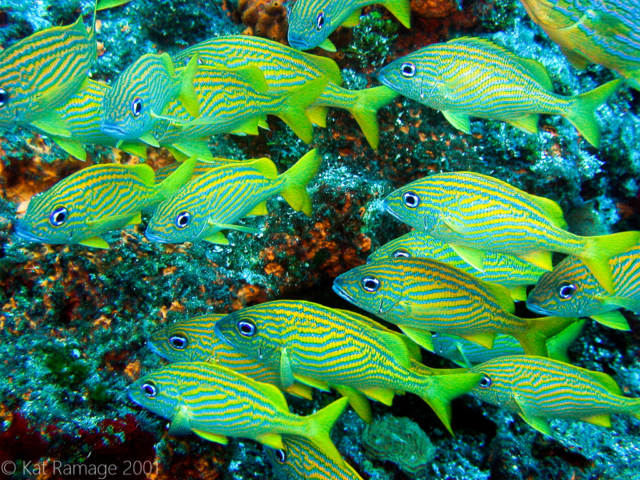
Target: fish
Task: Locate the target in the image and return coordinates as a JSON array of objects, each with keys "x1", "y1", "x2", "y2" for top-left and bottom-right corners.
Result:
[
  {"x1": 128, "y1": 362, "x2": 349, "y2": 465},
  {"x1": 266, "y1": 435, "x2": 364, "y2": 480},
  {"x1": 15, "y1": 155, "x2": 197, "y2": 248},
  {"x1": 368, "y1": 230, "x2": 547, "y2": 301},
  {"x1": 154, "y1": 158, "x2": 246, "y2": 183},
  {"x1": 431, "y1": 319, "x2": 586, "y2": 367},
  {"x1": 526, "y1": 244, "x2": 640, "y2": 331},
  {"x1": 148, "y1": 65, "x2": 327, "y2": 146},
  {"x1": 332, "y1": 257, "x2": 579, "y2": 356},
  {"x1": 101, "y1": 52, "x2": 200, "y2": 143},
  {"x1": 287, "y1": 0, "x2": 410, "y2": 52},
  {"x1": 468, "y1": 355, "x2": 640, "y2": 436},
  {"x1": 213, "y1": 299, "x2": 483, "y2": 434},
  {"x1": 0, "y1": 0, "x2": 131, "y2": 136},
  {"x1": 377, "y1": 36, "x2": 622, "y2": 147},
  {"x1": 172, "y1": 36, "x2": 398, "y2": 149},
  {"x1": 145, "y1": 149, "x2": 322, "y2": 244},
  {"x1": 518, "y1": 0, "x2": 640, "y2": 90},
  {"x1": 382, "y1": 171, "x2": 640, "y2": 294}
]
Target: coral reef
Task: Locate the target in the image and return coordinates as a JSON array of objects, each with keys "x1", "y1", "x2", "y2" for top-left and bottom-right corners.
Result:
[{"x1": 234, "y1": 0, "x2": 290, "y2": 44}]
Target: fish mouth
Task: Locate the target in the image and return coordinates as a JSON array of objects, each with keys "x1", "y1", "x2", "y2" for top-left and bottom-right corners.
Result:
[
  {"x1": 100, "y1": 122, "x2": 131, "y2": 139},
  {"x1": 146, "y1": 340, "x2": 169, "y2": 360},
  {"x1": 287, "y1": 35, "x2": 310, "y2": 51},
  {"x1": 382, "y1": 201, "x2": 401, "y2": 221},
  {"x1": 14, "y1": 222, "x2": 48, "y2": 243},
  {"x1": 376, "y1": 67, "x2": 393, "y2": 89},
  {"x1": 332, "y1": 282, "x2": 353, "y2": 303},
  {"x1": 524, "y1": 300, "x2": 553, "y2": 316},
  {"x1": 145, "y1": 231, "x2": 169, "y2": 243},
  {"x1": 213, "y1": 322, "x2": 233, "y2": 346}
]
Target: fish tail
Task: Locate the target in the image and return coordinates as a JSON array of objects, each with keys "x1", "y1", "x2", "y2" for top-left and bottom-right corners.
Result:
[
  {"x1": 628, "y1": 399, "x2": 640, "y2": 421},
  {"x1": 546, "y1": 319, "x2": 586, "y2": 363},
  {"x1": 279, "y1": 149, "x2": 322, "y2": 217},
  {"x1": 381, "y1": 0, "x2": 411, "y2": 28},
  {"x1": 153, "y1": 154, "x2": 197, "y2": 202},
  {"x1": 414, "y1": 369, "x2": 482, "y2": 435},
  {"x1": 565, "y1": 79, "x2": 622, "y2": 148},
  {"x1": 178, "y1": 54, "x2": 201, "y2": 118},
  {"x1": 580, "y1": 231, "x2": 640, "y2": 294},
  {"x1": 348, "y1": 86, "x2": 398, "y2": 149},
  {"x1": 518, "y1": 316, "x2": 580, "y2": 357},
  {"x1": 277, "y1": 76, "x2": 328, "y2": 143},
  {"x1": 96, "y1": 0, "x2": 133, "y2": 13},
  {"x1": 304, "y1": 396, "x2": 349, "y2": 466}
]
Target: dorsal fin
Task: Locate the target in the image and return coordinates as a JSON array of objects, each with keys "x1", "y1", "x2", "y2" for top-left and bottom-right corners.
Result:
[
  {"x1": 301, "y1": 53, "x2": 342, "y2": 85},
  {"x1": 528, "y1": 194, "x2": 567, "y2": 229},
  {"x1": 481, "y1": 279, "x2": 516, "y2": 314},
  {"x1": 228, "y1": 66, "x2": 269, "y2": 93},
  {"x1": 516, "y1": 57, "x2": 553, "y2": 90},
  {"x1": 245, "y1": 157, "x2": 278, "y2": 179},
  {"x1": 253, "y1": 378, "x2": 290, "y2": 412},
  {"x1": 129, "y1": 163, "x2": 156, "y2": 187},
  {"x1": 375, "y1": 329, "x2": 411, "y2": 369}
]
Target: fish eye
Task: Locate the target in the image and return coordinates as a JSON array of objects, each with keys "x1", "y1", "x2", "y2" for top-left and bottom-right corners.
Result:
[
  {"x1": 275, "y1": 448, "x2": 287, "y2": 463},
  {"x1": 175, "y1": 211, "x2": 191, "y2": 229},
  {"x1": 0, "y1": 88, "x2": 8, "y2": 107},
  {"x1": 431, "y1": 332, "x2": 439, "y2": 338},
  {"x1": 402, "y1": 191, "x2": 420, "y2": 209},
  {"x1": 557, "y1": 282, "x2": 577, "y2": 300},
  {"x1": 361, "y1": 275, "x2": 381, "y2": 293},
  {"x1": 49, "y1": 206, "x2": 68, "y2": 226},
  {"x1": 400, "y1": 62, "x2": 416, "y2": 78},
  {"x1": 237, "y1": 319, "x2": 257, "y2": 337},
  {"x1": 478, "y1": 375, "x2": 492, "y2": 389},
  {"x1": 392, "y1": 249, "x2": 411, "y2": 258},
  {"x1": 131, "y1": 97, "x2": 143, "y2": 118},
  {"x1": 141, "y1": 381, "x2": 157, "y2": 398},
  {"x1": 169, "y1": 334, "x2": 188, "y2": 350},
  {"x1": 316, "y1": 12, "x2": 325, "y2": 30}
]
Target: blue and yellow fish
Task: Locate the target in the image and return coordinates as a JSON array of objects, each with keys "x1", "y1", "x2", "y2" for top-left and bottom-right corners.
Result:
[
  {"x1": 287, "y1": 0, "x2": 411, "y2": 51},
  {"x1": 15, "y1": 155, "x2": 196, "y2": 248},
  {"x1": 527, "y1": 244, "x2": 640, "y2": 331},
  {"x1": 382, "y1": 171, "x2": 640, "y2": 294},
  {"x1": 214, "y1": 299, "x2": 482, "y2": 434},
  {"x1": 469, "y1": 355, "x2": 640, "y2": 436},
  {"x1": 519, "y1": 0, "x2": 640, "y2": 90},
  {"x1": 378, "y1": 37, "x2": 621, "y2": 147},
  {"x1": 128, "y1": 362, "x2": 349, "y2": 465},
  {"x1": 368, "y1": 230, "x2": 547, "y2": 301},
  {"x1": 101, "y1": 53, "x2": 200, "y2": 143},
  {"x1": 146, "y1": 149, "x2": 321, "y2": 244},
  {"x1": 332, "y1": 257, "x2": 579, "y2": 356}
]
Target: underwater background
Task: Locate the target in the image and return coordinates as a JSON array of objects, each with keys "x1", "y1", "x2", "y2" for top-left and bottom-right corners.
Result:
[{"x1": 0, "y1": 0, "x2": 639, "y2": 478}]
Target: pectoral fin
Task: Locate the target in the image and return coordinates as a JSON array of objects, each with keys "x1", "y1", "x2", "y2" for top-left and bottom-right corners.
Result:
[
  {"x1": 590, "y1": 310, "x2": 630, "y2": 331},
  {"x1": 168, "y1": 407, "x2": 192, "y2": 436},
  {"x1": 449, "y1": 244, "x2": 486, "y2": 271},
  {"x1": 600, "y1": 296, "x2": 640, "y2": 313},
  {"x1": 138, "y1": 133, "x2": 160, "y2": 147},
  {"x1": 400, "y1": 326, "x2": 435, "y2": 352},
  {"x1": 206, "y1": 220, "x2": 260, "y2": 234},
  {"x1": 279, "y1": 347, "x2": 295, "y2": 388},
  {"x1": 318, "y1": 38, "x2": 336, "y2": 52}
]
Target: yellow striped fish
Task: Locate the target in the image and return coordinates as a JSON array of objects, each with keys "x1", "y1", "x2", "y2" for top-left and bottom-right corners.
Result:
[
  {"x1": 527, "y1": 244, "x2": 640, "y2": 331},
  {"x1": 128, "y1": 362, "x2": 349, "y2": 465},
  {"x1": 146, "y1": 149, "x2": 321, "y2": 244},
  {"x1": 101, "y1": 53, "x2": 200, "y2": 143},
  {"x1": 519, "y1": 0, "x2": 640, "y2": 90},
  {"x1": 266, "y1": 435, "x2": 364, "y2": 480},
  {"x1": 154, "y1": 158, "x2": 246, "y2": 183},
  {"x1": 332, "y1": 257, "x2": 578, "y2": 356},
  {"x1": 15, "y1": 155, "x2": 196, "y2": 248},
  {"x1": 214, "y1": 299, "x2": 483, "y2": 434},
  {"x1": 288, "y1": 0, "x2": 410, "y2": 51},
  {"x1": 149, "y1": 65, "x2": 327, "y2": 146},
  {"x1": 377, "y1": 37, "x2": 621, "y2": 147},
  {"x1": 368, "y1": 230, "x2": 547, "y2": 301},
  {"x1": 382, "y1": 171, "x2": 640, "y2": 294},
  {"x1": 469, "y1": 355, "x2": 640, "y2": 436},
  {"x1": 172, "y1": 36, "x2": 397, "y2": 149},
  {"x1": 0, "y1": 0, "x2": 130, "y2": 136},
  {"x1": 431, "y1": 319, "x2": 585, "y2": 367}
]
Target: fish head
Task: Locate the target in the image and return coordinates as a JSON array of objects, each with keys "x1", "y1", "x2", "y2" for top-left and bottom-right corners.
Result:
[
  {"x1": 213, "y1": 305, "x2": 285, "y2": 366},
  {"x1": 332, "y1": 260, "x2": 405, "y2": 317},
  {"x1": 287, "y1": 0, "x2": 337, "y2": 51},
  {"x1": 265, "y1": 436, "x2": 310, "y2": 479},
  {"x1": 128, "y1": 366, "x2": 185, "y2": 421},
  {"x1": 517, "y1": 0, "x2": 573, "y2": 29},
  {"x1": 148, "y1": 314, "x2": 224, "y2": 362},
  {"x1": 468, "y1": 359, "x2": 513, "y2": 407},
  {"x1": 382, "y1": 180, "x2": 439, "y2": 232},
  {"x1": 378, "y1": 49, "x2": 441, "y2": 106},
  {"x1": 0, "y1": 67, "x2": 28, "y2": 125},
  {"x1": 367, "y1": 230, "x2": 432, "y2": 263},
  {"x1": 526, "y1": 255, "x2": 603, "y2": 317},
  {"x1": 145, "y1": 186, "x2": 208, "y2": 244}
]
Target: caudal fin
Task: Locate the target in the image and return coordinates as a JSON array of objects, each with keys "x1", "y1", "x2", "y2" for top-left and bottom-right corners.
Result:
[
  {"x1": 280, "y1": 149, "x2": 322, "y2": 217},
  {"x1": 564, "y1": 79, "x2": 622, "y2": 148},
  {"x1": 581, "y1": 231, "x2": 640, "y2": 294},
  {"x1": 276, "y1": 76, "x2": 328, "y2": 143},
  {"x1": 518, "y1": 316, "x2": 580, "y2": 357},
  {"x1": 348, "y1": 86, "x2": 398, "y2": 149},
  {"x1": 305, "y1": 397, "x2": 349, "y2": 467},
  {"x1": 153, "y1": 154, "x2": 197, "y2": 202}
]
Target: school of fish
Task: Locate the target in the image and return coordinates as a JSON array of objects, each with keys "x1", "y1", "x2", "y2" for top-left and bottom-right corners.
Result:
[{"x1": 4, "y1": 0, "x2": 640, "y2": 478}]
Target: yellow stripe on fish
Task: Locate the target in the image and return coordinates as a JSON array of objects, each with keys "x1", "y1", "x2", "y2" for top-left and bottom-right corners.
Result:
[
  {"x1": 469, "y1": 355, "x2": 640, "y2": 436},
  {"x1": 213, "y1": 299, "x2": 482, "y2": 434},
  {"x1": 378, "y1": 36, "x2": 622, "y2": 147},
  {"x1": 519, "y1": 0, "x2": 640, "y2": 90},
  {"x1": 146, "y1": 149, "x2": 321, "y2": 244},
  {"x1": 266, "y1": 435, "x2": 364, "y2": 480},
  {"x1": 382, "y1": 171, "x2": 640, "y2": 294},
  {"x1": 288, "y1": 0, "x2": 410, "y2": 51},
  {"x1": 332, "y1": 257, "x2": 578, "y2": 356},
  {"x1": 527, "y1": 244, "x2": 640, "y2": 331},
  {"x1": 128, "y1": 362, "x2": 349, "y2": 465},
  {"x1": 172, "y1": 36, "x2": 397, "y2": 149},
  {"x1": 15, "y1": 155, "x2": 196, "y2": 248},
  {"x1": 368, "y1": 230, "x2": 546, "y2": 301}
]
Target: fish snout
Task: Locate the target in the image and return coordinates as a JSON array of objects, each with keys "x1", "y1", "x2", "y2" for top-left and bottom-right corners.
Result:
[
  {"x1": 331, "y1": 280, "x2": 353, "y2": 302},
  {"x1": 145, "y1": 230, "x2": 169, "y2": 243},
  {"x1": 14, "y1": 220, "x2": 46, "y2": 243},
  {"x1": 524, "y1": 299, "x2": 553, "y2": 316}
]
